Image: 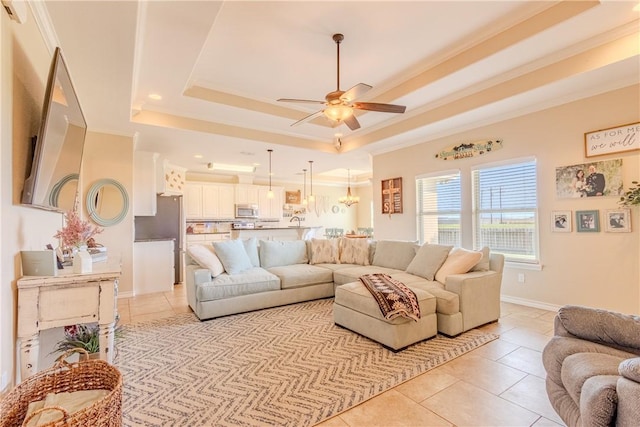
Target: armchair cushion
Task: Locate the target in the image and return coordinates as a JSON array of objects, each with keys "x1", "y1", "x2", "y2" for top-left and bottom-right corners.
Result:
[{"x1": 557, "y1": 305, "x2": 640, "y2": 352}]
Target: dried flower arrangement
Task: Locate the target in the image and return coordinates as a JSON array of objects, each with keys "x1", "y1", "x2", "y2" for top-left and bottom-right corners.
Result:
[{"x1": 53, "y1": 210, "x2": 103, "y2": 248}]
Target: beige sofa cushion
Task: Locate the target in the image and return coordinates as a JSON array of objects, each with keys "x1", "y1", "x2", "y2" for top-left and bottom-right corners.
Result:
[
  {"x1": 435, "y1": 247, "x2": 482, "y2": 284},
  {"x1": 339, "y1": 238, "x2": 370, "y2": 265},
  {"x1": 371, "y1": 240, "x2": 418, "y2": 270},
  {"x1": 309, "y1": 238, "x2": 339, "y2": 264},
  {"x1": 196, "y1": 267, "x2": 280, "y2": 301},
  {"x1": 268, "y1": 264, "x2": 334, "y2": 289},
  {"x1": 335, "y1": 281, "x2": 436, "y2": 325},
  {"x1": 405, "y1": 243, "x2": 452, "y2": 280},
  {"x1": 187, "y1": 244, "x2": 224, "y2": 277},
  {"x1": 333, "y1": 265, "x2": 404, "y2": 286}
]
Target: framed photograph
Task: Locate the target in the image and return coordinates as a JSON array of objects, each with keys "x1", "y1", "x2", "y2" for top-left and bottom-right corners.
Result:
[
  {"x1": 555, "y1": 159, "x2": 623, "y2": 199},
  {"x1": 604, "y1": 208, "x2": 631, "y2": 233},
  {"x1": 381, "y1": 177, "x2": 403, "y2": 214},
  {"x1": 584, "y1": 121, "x2": 640, "y2": 158},
  {"x1": 551, "y1": 211, "x2": 571, "y2": 232},
  {"x1": 576, "y1": 210, "x2": 600, "y2": 232}
]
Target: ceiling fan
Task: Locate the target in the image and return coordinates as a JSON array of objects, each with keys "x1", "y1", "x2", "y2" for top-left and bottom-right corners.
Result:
[{"x1": 277, "y1": 33, "x2": 406, "y2": 131}]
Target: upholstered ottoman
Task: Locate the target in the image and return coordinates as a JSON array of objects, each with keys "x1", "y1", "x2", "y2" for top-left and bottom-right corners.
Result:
[{"x1": 333, "y1": 281, "x2": 437, "y2": 350}]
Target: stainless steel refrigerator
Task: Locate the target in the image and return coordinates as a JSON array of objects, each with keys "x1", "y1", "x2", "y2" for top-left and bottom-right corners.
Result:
[{"x1": 134, "y1": 195, "x2": 183, "y2": 284}]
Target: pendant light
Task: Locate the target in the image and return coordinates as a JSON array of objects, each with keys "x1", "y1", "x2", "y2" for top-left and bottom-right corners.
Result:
[
  {"x1": 302, "y1": 168, "x2": 308, "y2": 206},
  {"x1": 308, "y1": 161, "x2": 315, "y2": 202},
  {"x1": 267, "y1": 149, "x2": 274, "y2": 199},
  {"x1": 339, "y1": 169, "x2": 359, "y2": 207}
]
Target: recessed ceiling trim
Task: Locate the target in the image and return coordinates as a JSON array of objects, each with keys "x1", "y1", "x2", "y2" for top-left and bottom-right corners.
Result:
[
  {"x1": 344, "y1": 31, "x2": 639, "y2": 152},
  {"x1": 131, "y1": 110, "x2": 338, "y2": 153},
  {"x1": 185, "y1": 85, "x2": 334, "y2": 127},
  {"x1": 373, "y1": 0, "x2": 600, "y2": 104}
]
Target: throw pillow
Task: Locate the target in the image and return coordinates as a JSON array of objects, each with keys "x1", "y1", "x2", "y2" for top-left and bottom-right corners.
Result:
[
  {"x1": 212, "y1": 239, "x2": 253, "y2": 275},
  {"x1": 435, "y1": 247, "x2": 483, "y2": 284},
  {"x1": 242, "y1": 237, "x2": 260, "y2": 267},
  {"x1": 309, "y1": 238, "x2": 339, "y2": 264},
  {"x1": 186, "y1": 244, "x2": 224, "y2": 277},
  {"x1": 339, "y1": 238, "x2": 370, "y2": 265},
  {"x1": 372, "y1": 240, "x2": 419, "y2": 270},
  {"x1": 471, "y1": 246, "x2": 491, "y2": 271},
  {"x1": 259, "y1": 240, "x2": 308, "y2": 268},
  {"x1": 405, "y1": 243, "x2": 453, "y2": 281}
]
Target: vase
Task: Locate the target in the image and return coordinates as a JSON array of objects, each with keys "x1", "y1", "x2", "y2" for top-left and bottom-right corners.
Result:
[{"x1": 73, "y1": 245, "x2": 92, "y2": 274}]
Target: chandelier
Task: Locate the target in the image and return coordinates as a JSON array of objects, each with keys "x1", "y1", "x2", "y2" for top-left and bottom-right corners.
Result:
[{"x1": 339, "y1": 169, "x2": 359, "y2": 207}]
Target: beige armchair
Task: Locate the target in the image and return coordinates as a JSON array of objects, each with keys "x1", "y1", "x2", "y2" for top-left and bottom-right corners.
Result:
[{"x1": 542, "y1": 305, "x2": 640, "y2": 426}]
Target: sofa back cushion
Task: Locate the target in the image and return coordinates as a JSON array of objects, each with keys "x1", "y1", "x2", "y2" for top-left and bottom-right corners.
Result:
[
  {"x1": 371, "y1": 240, "x2": 418, "y2": 270},
  {"x1": 471, "y1": 246, "x2": 491, "y2": 271},
  {"x1": 338, "y1": 238, "x2": 370, "y2": 265},
  {"x1": 186, "y1": 244, "x2": 225, "y2": 277},
  {"x1": 405, "y1": 243, "x2": 452, "y2": 281},
  {"x1": 212, "y1": 239, "x2": 254, "y2": 275},
  {"x1": 309, "y1": 238, "x2": 339, "y2": 264},
  {"x1": 259, "y1": 240, "x2": 309, "y2": 268},
  {"x1": 242, "y1": 237, "x2": 260, "y2": 267},
  {"x1": 434, "y1": 247, "x2": 482, "y2": 284}
]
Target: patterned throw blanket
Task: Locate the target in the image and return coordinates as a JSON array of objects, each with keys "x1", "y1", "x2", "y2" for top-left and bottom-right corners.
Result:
[{"x1": 359, "y1": 273, "x2": 421, "y2": 321}]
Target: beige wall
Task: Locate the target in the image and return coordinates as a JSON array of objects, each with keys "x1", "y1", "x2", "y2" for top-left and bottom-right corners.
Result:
[
  {"x1": 0, "y1": 8, "x2": 135, "y2": 390},
  {"x1": 82, "y1": 131, "x2": 135, "y2": 294},
  {"x1": 373, "y1": 85, "x2": 640, "y2": 314}
]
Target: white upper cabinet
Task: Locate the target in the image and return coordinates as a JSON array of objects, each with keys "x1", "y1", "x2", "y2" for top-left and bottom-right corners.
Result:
[
  {"x1": 258, "y1": 186, "x2": 283, "y2": 220},
  {"x1": 235, "y1": 184, "x2": 260, "y2": 205},
  {"x1": 184, "y1": 182, "x2": 235, "y2": 219}
]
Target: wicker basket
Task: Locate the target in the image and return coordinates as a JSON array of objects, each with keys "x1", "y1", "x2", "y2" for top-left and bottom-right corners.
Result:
[{"x1": 0, "y1": 349, "x2": 122, "y2": 427}]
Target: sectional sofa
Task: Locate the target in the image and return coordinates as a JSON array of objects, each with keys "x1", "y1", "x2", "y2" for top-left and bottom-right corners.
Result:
[{"x1": 185, "y1": 237, "x2": 504, "y2": 338}]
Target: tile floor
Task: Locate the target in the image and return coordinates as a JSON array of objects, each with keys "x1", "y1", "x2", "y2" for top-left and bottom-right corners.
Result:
[{"x1": 118, "y1": 285, "x2": 563, "y2": 427}]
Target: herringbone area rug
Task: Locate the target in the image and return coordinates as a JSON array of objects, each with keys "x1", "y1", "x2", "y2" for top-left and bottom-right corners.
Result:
[{"x1": 115, "y1": 298, "x2": 497, "y2": 426}]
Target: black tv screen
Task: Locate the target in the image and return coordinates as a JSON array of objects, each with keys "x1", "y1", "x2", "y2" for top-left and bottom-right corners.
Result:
[{"x1": 22, "y1": 47, "x2": 86, "y2": 212}]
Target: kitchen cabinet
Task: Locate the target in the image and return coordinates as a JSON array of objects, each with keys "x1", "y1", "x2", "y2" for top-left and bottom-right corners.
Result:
[
  {"x1": 235, "y1": 184, "x2": 260, "y2": 205},
  {"x1": 133, "y1": 240, "x2": 175, "y2": 295},
  {"x1": 258, "y1": 186, "x2": 283, "y2": 220},
  {"x1": 133, "y1": 151, "x2": 159, "y2": 216},
  {"x1": 184, "y1": 182, "x2": 235, "y2": 219}
]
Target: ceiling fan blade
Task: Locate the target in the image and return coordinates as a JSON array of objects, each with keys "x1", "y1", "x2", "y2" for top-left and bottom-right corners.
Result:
[
  {"x1": 353, "y1": 102, "x2": 406, "y2": 114},
  {"x1": 343, "y1": 114, "x2": 361, "y2": 131},
  {"x1": 277, "y1": 98, "x2": 326, "y2": 105},
  {"x1": 340, "y1": 83, "x2": 373, "y2": 103},
  {"x1": 291, "y1": 110, "x2": 325, "y2": 127}
]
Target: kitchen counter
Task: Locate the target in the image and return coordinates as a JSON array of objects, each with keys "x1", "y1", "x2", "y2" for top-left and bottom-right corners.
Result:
[
  {"x1": 134, "y1": 237, "x2": 176, "y2": 243},
  {"x1": 231, "y1": 226, "x2": 321, "y2": 240}
]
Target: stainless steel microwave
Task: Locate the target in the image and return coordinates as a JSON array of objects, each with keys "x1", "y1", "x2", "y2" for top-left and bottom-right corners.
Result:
[{"x1": 235, "y1": 204, "x2": 259, "y2": 219}]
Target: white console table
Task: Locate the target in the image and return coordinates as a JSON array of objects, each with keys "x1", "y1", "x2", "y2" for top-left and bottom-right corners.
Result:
[{"x1": 17, "y1": 264, "x2": 120, "y2": 380}]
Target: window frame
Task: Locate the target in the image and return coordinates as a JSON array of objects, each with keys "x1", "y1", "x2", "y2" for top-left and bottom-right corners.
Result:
[
  {"x1": 415, "y1": 169, "x2": 462, "y2": 246},
  {"x1": 471, "y1": 157, "x2": 540, "y2": 265}
]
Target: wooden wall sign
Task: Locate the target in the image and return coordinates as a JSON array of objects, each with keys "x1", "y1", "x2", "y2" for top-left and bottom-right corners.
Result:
[
  {"x1": 285, "y1": 190, "x2": 301, "y2": 204},
  {"x1": 381, "y1": 177, "x2": 402, "y2": 215},
  {"x1": 584, "y1": 122, "x2": 640, "y2": 158},
  {"x1": 435, "y1": 139, "x2": 503, "y2": 160}
]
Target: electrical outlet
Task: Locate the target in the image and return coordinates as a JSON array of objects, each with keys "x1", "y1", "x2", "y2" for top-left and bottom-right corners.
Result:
[{"x1": 518, "y1": 273, "x2": 525, "y2": 283}]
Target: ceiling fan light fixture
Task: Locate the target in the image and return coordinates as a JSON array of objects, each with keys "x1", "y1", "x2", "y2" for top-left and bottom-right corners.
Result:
[{"x1": 324, "y1": 104, "x2": 352, "y2": 122}]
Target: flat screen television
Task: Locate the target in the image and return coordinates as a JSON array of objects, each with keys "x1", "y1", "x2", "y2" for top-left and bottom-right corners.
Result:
[{"x1": 21, "y1": 47, "x2": 86, "y2": 212}]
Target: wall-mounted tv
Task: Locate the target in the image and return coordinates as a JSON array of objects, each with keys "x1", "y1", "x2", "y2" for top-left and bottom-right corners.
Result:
[{"x1": 21, "y1": 47, "x2": 86, "y2": 212}]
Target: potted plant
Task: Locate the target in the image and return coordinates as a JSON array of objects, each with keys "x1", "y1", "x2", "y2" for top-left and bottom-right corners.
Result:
[
  {"x1": 53, "y1": 324, "x2": 101, "y2": 360},
  {"x1": 53, "y1": 318, "x2": 121, "y2": 360},
  {"x1": 53, "y1": 210, "x2": 102, "y2": 273},
  {"x1": 619, "y1": 181, "x2": 640, "y2": 207}
]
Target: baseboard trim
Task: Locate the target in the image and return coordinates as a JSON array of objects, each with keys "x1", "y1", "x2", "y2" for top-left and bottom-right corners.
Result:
[
  {"x1": 118, "y1": 291, "x2": 134, "y2": 299},
  {"x1": 500, "y1": 295, "x2": 562, "y2": 312}
]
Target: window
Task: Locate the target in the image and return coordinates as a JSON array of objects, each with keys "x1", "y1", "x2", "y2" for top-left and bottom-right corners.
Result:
[
  {"x1": 472, "y1": 158, "x2": 538, "y2": 263},
  {"x1": 416, "y1": 171, "x2": 461, "y2": 246}
]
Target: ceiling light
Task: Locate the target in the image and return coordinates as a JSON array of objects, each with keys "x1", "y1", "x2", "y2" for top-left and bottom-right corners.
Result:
[
  {"x1": 302, "y1": 168, "x2": 308, "y2": 206},
  {"x1": 194, "y1": 154, "x2": 203, "y2": 159},
  {"x1": 308, "y1": 160, "x2": 314, "y2": 202},
  {"x1": 207, "y1": 162, "x2": 255, "y2": 173},
  {"x1": 324, "y1": 104, "x2": 352, "y2": 122},
  {"x1": 339, "y1": 169, "x2": 359, "y2": 208},
  {"x1": 267, "y1": 149, "x2": 274, "y2": 199},
  {"x1": 148, "y1": 93, "x2": 162, "y2": 100}
]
